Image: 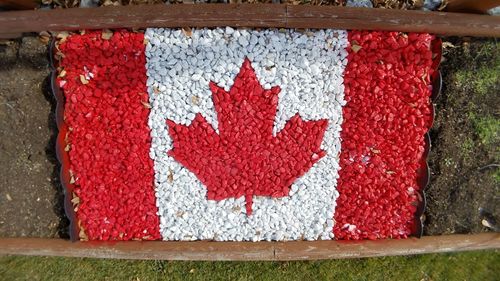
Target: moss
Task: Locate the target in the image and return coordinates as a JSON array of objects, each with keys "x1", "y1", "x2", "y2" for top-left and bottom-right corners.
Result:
[
  {"x1": 454, "y1": 66, "x2": 498, "y2": 96},
  {"x1": 493, "y1": 169, "x2": 500, "y2": 183},
  {"x1": 474, "y1": 66, "x2": 498, "y2": 96},
  {"x1": 473, "y1": 116, "x2": 500, "y2": 146},
  {"x1": 453, "y1": 42, "x2": 499, "y2": 97},
  {"x1": 453, "y1": 70, "x2": 467, "y2": 87},
  {"x1": 473, "y1": 115, "x2": 499, "y2": 184},
  {"x1": 461, "y1": 137, "x2": 474, "y2": 159}
]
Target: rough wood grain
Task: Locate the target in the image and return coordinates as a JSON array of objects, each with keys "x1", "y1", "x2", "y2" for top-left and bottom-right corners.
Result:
[
  {"x1": 274, "y1": 233, "x2": 500, "y2": 260},
  {"x1": 0, "y1": 4, "x2": 499, "y2": 37},
  {"x1": 286, "y1": 6, "x2": 500, "y2": 37},
  {"x1": 0, "y1": 233, "x2": 498, "y2": 260},
  {"x1": 0, "y1": 4, "x2": 285, "y2": 32}
]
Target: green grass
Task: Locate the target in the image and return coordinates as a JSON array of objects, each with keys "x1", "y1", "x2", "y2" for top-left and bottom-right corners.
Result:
[{"x1": 1, "y1": 251, "x2": 499, "y2": 281}]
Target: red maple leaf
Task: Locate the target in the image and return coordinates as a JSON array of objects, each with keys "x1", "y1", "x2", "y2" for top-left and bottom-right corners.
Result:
[{"x1": 166, "y1": 58, "x2": 328, "y2": 215}]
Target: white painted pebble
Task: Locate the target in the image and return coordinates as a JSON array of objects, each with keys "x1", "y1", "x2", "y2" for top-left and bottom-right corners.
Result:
[{"x1": 145, "y1": 28, "x2": 348, "y2": 241}]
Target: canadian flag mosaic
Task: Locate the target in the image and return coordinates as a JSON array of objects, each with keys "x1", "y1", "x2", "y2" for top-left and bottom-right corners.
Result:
[{"x1": 57, "y1": 28, "x2": 434, "y2": 241}]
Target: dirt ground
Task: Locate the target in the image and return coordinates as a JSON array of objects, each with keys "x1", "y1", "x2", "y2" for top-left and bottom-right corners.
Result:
[
  {"x1": 0, "y1": 35, "x2": 497, "y2": 238},
  {"x1": 0, "y1": 36, "x2": 68, "y2": 238},
  {"x1": 424, "y1": 38, "x2": 499, "y2": 235}
]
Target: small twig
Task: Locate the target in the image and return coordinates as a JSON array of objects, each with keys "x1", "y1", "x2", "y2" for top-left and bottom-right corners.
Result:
[
  {"x1": 1, "y1": 102, "x2": 25, "y2": 116},
  {"x1": 2, "y1": 102, "x2": 14, "y2": 110},
  {"x1": 478, "y1": 163, "x2": 500, "y2": 171}
]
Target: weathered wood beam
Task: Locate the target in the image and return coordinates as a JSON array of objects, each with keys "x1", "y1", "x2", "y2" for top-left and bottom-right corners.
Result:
[
  {"x1": 0, "y1": 233, "x2": 498, "y2": 260},
  {"x1": 287, "y1": 5, "x2": 500, "y2": 37},
  {"x1": 0, "y1": 4, "x2": 499, "y2": 37}
]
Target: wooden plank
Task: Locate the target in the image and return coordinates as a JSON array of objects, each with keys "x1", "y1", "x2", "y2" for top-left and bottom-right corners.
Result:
[
  {"x1": 286, "y1": 5, "x2": 500, "y2": 37},
  {"x1": 445, "y1": 0, "x2": 499, "y2": 14},
  {"x1": 0, "y1": 233, "x2": 498, "y2": 260},
  {"x1": 0, "y1": 4, "x2": 286, "y2": 32},
  {"x1": 0, "y1": 238, "x2": 275, "y2": 260},
  {"x1": 274, "y1": 233, "x2": 500, "y2": 260},
  {"x1": 0, "y1": 4, "x2": 499, "y2": 37}
]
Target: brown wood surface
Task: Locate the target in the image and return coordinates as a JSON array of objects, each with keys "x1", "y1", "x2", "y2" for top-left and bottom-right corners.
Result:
[
  {"x1": 274, "y1": 233, "x2": 500, "y2": 260},
  {"x1": 445, "y1": 0, "x2": 499, "y2": 14},
  {"x1": 287, "y1": 5, "x2": 500, "y2": 36},
  {"x1": 0, "y1": 4, "x2": 499, "y2": 37},
  {"x1": 0, "y1": 4, "x2": 286, "y2": 33},
  {"x1": 0, "y1": 233, "x2": 498, "y2": 260}
]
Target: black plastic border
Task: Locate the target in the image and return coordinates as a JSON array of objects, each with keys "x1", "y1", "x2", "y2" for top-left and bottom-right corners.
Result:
[
  {"x1": 49, "y1": 38, "x2": 79, "y2": 241},
  {"x1": 413, "y1": 37, "x2": 442, "y2": 238}
]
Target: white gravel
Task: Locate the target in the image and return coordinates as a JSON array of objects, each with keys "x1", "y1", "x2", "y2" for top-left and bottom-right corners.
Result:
[{"x1": 145, "y1": 28, "x2": 348, "y2": 241}]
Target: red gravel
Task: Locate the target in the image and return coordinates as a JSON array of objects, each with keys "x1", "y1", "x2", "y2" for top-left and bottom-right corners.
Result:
[
  {"x1": 57, "y1": 31, "x2": 160, "y2": 240},
  {"x1": 167, "y1": 58, "x2": 328, "y2": 215},
  {"x1": 334, "y1": 31, "x2": 434, "y2": 240}
]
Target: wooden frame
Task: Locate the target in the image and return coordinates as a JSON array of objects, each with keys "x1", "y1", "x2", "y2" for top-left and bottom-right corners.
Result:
[
  {"x1": 1, "y1": 3, "x2": 499, "y2": 260},
  {"x1": 0, "y1": 4, "x2": 499, "y2": 37},
  {"x1": 0, "y1": 233, "x2": 498, "y2": 260}
]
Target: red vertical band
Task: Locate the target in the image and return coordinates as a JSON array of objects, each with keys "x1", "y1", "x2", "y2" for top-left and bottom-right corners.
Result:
[
  {"x1": 334, "y1": 31, "x2": 434, "y2": 240},
  {"x1": 58, "y1": 31, "x2": 160, "y2": 240}
]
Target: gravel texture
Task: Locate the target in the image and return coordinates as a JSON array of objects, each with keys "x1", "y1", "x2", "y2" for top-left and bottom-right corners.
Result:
[
  {"x1": 57, "y1": 31, "x2": 160, "y2": 240},
  {"x1": 346, "y1": 0, "x2": 373, "y2": 8},
  {"x1": 145, "y1": 28, "x2": 348, "y2": 241}
]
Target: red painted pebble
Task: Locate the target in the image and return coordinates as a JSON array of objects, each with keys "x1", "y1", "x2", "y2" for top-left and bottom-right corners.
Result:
[
  {"x1": 334, "y1": 31, "x2": 434, "y2": 240},
  {"x1": 57, "y1": 30, "x2": 160, "y2": 240},
  {"x1": 166, "y1": 58, "x2": 329, "y2": 215},
  {"x1": 56, "y1": 28, "x2": 435, "y2": 241}
]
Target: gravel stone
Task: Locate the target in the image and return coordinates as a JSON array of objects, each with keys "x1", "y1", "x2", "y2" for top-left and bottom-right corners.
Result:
[
  {"x1": 346, "y1": 0, "x2": 373, "y2": 8},
  {"x1": 145, "y1": 28, "x2": 348, "y2": 241}
]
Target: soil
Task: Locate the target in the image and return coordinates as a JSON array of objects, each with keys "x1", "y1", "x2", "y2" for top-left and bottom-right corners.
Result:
[
  {"x1": 424, "y1": 37, "x2": 499, "y2": 235},
  {"x1": 0, "y1": 35, "x2": 497, "y2": 238},
  {"x1": 0, "y1": 36, "x2": 69, "y2": 238}
]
